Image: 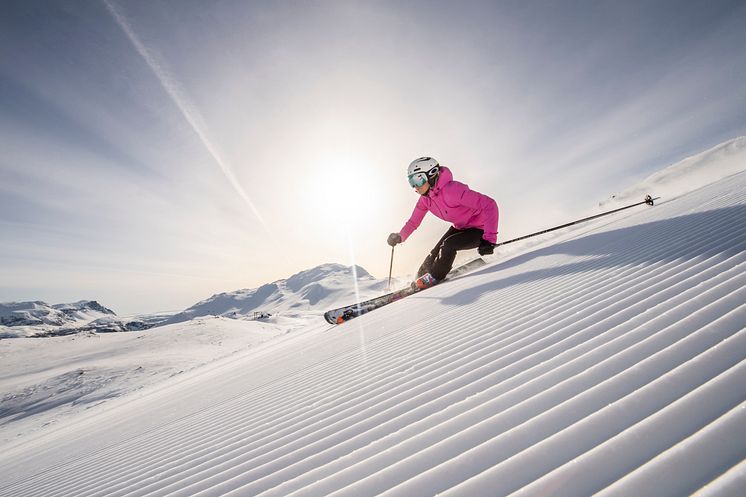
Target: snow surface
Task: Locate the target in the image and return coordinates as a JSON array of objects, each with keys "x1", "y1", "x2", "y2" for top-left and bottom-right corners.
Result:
[
  {"x1": 0, "y1": 158, "x2": 745, "y2": 496},
  {"x1": 0, "y1": 265, "x2": 401, "y2": 443},
  {"x1": 0, "y1": 317, "x2": 293, "y2": 444}
]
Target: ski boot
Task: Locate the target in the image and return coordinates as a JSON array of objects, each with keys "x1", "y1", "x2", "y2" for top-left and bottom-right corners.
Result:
[{"x1": 412, "y1": 272, "x2": 438, "y2": 291}]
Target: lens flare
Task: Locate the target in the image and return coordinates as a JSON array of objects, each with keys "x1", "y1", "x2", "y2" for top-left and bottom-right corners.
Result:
[{"x1": 347, "y1": 234, "x2": 368, "y2": 368}]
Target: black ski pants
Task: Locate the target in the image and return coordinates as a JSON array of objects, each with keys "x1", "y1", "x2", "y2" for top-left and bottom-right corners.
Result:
[{"x1": 417, "y1": 226, "x2": 484, "y2": 280}]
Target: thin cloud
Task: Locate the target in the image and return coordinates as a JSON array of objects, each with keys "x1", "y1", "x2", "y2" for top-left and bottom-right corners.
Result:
[{"x1": 102, "y1": 0, "x2": 267, "y2": 230}]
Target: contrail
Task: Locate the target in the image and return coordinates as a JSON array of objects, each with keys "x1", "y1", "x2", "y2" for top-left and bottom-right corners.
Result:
[{"x1": 103, "y1": 0, "x2": 267, "y2": 228}]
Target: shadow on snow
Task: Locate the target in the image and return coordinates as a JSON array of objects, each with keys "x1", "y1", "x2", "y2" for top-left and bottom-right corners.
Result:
[{"x1": 442, "y1": 204, "x2": 746, "y2": 307}]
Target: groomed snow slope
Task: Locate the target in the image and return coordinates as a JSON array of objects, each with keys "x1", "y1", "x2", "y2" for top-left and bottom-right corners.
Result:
[
  {"x1": 0, "y1": 316, "x2": 290, "y2": 444},
  {"x1": 1, "y1": 172, "x2": 745, "y2": 496}
]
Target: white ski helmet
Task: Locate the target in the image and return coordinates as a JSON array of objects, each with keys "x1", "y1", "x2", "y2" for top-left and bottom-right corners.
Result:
[{"x1": 407, "y1": 157, "x2": 440, "y2": 188}]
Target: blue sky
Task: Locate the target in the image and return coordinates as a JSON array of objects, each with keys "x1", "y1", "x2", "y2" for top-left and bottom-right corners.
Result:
[{"x1": 1, "y1": 0, "x2": 745, "y2": 314}]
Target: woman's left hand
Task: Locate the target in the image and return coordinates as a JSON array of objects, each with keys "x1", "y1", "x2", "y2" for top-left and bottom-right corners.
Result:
[{"x1": 478, "y1": 239, "x2": 496, "y2": 255}]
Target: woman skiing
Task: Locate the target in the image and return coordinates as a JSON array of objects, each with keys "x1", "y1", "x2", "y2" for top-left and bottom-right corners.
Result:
[{"x1": 388, "y1": 157, "x2": 499, "y2": 289}]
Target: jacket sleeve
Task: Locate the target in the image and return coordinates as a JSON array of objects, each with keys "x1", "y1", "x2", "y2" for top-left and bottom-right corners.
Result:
[
  {"x1": 399, "y1": 197, "x2": 428, "y2": 242},
  {"x1": 460, "y1": 187, "x2": 499, "y2": 244}
]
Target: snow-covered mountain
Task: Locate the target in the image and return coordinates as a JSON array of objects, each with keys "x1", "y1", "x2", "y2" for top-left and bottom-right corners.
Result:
[
  {"x1": 0, "y1": 142, "x2": 744, "y2": 496},
  {"x1": 165, "y1": 263, "x2": 388, "y2": 325},
  {"x1": 0, "y1": 260, "x2": 392, "y2": 339},
  {"x1": 0, "y1": 300, "x2": 115, "y2": 327},
  {"x1": 600, "y1": 135, "x2": 746, "y2": 207},
  {"x1": 0, "y1": 300, "x2": 161, "y2": 338}
]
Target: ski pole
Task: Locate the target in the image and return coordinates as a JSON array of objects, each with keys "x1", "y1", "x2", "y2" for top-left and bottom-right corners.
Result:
[
  {"x1": 387, "y1": 245, "x2": 395, "y2": 290},
  {"x1": 496, "y1": 195, "x2": 660, "y2": 248}
]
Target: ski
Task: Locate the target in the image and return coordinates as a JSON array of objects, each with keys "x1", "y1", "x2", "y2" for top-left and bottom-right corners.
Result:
[{"x1": 324, "y1": 257, "x2": 486, "y2": 325}]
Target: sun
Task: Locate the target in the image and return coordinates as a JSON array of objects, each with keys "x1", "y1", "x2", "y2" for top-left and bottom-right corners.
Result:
[{"x1": 305, "y1": 155, "x2": 382, "y2": 227}]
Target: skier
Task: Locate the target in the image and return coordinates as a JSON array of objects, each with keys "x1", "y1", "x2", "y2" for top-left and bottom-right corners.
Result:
[{"x1": 387, "y1": 157, "x2": 499, "y2": 290}]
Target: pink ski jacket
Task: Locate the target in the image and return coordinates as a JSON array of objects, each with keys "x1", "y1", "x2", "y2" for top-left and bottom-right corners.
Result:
[{"x1": 399, "y1": 166, "x2": 499, "y2": 244}]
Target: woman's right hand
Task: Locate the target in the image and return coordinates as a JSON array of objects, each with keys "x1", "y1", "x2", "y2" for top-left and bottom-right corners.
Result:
[{"x1": 387, "y1": 233, "x2": 402, "y2": 247}]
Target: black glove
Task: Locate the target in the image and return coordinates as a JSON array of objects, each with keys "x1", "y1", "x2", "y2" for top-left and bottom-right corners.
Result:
[
  {"x1": 387, "y1": 233, "x2": 402, "y2": 247},
  {"x1": 478, "y1": 238, "x2": 495, "y2": 256}
]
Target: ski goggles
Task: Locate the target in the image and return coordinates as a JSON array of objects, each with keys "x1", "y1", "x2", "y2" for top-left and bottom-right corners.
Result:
[{"x1": 408, "y1": 172, "x2": 428, "y2": 188}]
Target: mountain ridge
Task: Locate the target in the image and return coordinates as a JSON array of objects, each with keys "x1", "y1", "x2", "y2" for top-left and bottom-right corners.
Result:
[
  {"x1": 164, "y1": 262, "x2": 380, "y2": 325},
  {"x1": 600, "y1": 135, "x2": 746, "y2": 208},
  {"x1": 0, "y1": 263, "x2": 381, "y2": 337},
  {"x1": 0, "y1": 300, "x2": 115, "y2": 327}
]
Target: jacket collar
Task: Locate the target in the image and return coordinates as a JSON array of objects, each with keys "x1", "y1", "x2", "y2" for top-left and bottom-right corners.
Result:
[{"x1": 427, "y1": 166, "x2": 452, "y2": 197}]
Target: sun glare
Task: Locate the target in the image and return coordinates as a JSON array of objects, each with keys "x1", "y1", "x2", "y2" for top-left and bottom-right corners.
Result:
[{"x1": 306, "y1": 156, "x2": 380, "y2": 227}]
